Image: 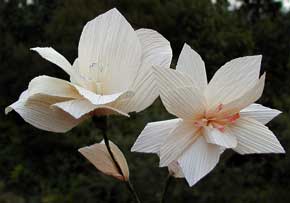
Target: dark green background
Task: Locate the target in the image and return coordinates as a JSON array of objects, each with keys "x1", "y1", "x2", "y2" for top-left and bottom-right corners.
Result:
[{"x1": 1, "y1": 0, "x2": 289, "y2": 202}]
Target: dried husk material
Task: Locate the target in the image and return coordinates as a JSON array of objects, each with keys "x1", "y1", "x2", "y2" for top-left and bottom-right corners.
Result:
[{"x1": 79, "y1": 140, "x2": 129, "y2": 181}]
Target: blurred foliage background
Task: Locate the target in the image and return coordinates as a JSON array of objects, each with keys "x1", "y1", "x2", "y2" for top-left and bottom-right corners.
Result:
[{"x1": 0, "y1": 0, "x2": 290, "y2": 202}]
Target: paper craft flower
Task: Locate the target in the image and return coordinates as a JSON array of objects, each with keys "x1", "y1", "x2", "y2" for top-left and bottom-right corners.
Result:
[
  {"x1": 5, "y1": 8, "x2": 172, "y2": 133},
  {"x1": 132, "y1": 43, "x2": 285, "y2": 186},
  {"x1": 79, "y1": 141, "x2": 129, "y2": 181}
]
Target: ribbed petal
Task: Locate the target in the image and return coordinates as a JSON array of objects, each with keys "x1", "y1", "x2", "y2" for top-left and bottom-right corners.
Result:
[
  {"x1": 72, "y1": 84, "x2": 134, "y2": 106},
  {"x1": 79, "y1": 141, "x2": 129, "y2": 181},
  {"x1": 5, "y1": 91, "x2": 82, "y2": 133},
  {"x1": 206, "y1": 55, "x2": 262, "y2": 110},
  {"x1": 28, "y1": 75, "x2": 81, "y2": 99},
  {"x1": 204, "y1": 126, "x2": 237, "y2": 148},
  {"x1": 168, "y1": 161, "x2": 184, "y2": 178},
  {"x1": 178, "y1": 136, "x2": 221, "y2": 186},
  {"x1": 231, "y1": 117, "x2": 285, "y2": 154},
  {"x1": 160, "y1": 121, "x2": 199, "y2": 167},
  {"x1": 153, "y1": 65, "x2": 194, "y2": 91},
  {"x1": 131, "y1": 119, "x2": 181, "y2": 153},
  {"x1": 78, "y1": 8, "x2": 142, "y2": 94},
  {"x1": 221, "y1": 73, "x2": 265, "y2": 116},
  {"x1": 159, "y1": 86, "x2": 206, "y2": 120},
  {"x1": 117, "y1": 28, "x2": 172, "y2": 113},
  {"x1": 176, "y1": 43, "x2": 207, "y2": 91},
  {"x1": 53, "y1": 99, "x2": 129, "y2": 119},
  {"x1": 31, "y1": 47, "x2": 73, "y2": 76},
  {"x1": 240, "y1": 103, "x2": 281, "y2": 124}
]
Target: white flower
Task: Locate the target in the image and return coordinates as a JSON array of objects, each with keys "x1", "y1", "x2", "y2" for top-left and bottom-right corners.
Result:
[
  {"x1": 5, "y1": 8, "x2": 172, "y2": 133},
  {"x1": 79, "y1": 141, "x2": 129, "y2": 181},
  {"x1": 131, "y1": 43, "x2": 285, "y2": 186}
]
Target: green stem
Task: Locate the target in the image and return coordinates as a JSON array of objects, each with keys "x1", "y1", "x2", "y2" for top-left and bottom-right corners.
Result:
[
  {"x1": 93, "y1": 116, "x2": 141, "y2": 203},
  {"x1": 161, "y1": 174, "x2": 173, "y2": 203}
]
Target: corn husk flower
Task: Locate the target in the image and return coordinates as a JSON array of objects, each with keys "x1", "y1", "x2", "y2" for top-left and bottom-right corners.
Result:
[
  {"x1": 132, "y1": 43, "x2": 285, "y2": 186},
  {"x1": 5, "y1": 8, "x2": 172, "y2": 133},
  {"x1": 79, "y1": 140, "x2": 129, "y2": 181}
]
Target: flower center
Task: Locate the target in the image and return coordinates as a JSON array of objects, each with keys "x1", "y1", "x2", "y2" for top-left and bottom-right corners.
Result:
[
  {"x1": 88, "y1": 62, "x2": 107, "y2": 94},
  {"x1": 193, "y1": 104, "x2": 240, "y2": 132}
]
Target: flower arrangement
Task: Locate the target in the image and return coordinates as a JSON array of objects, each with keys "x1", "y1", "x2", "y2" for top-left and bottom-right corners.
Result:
[{"x1": 5, "y1": 8, "x2": 285, "y2": 203}]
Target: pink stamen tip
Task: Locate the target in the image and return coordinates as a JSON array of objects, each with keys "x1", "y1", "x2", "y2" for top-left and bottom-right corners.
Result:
[
  {"x1": 218, "y1": 126, "x2": 225, "y2": 132},
  {"x1": 227, "y1": 113, "x2": 240, "y2": 123}
]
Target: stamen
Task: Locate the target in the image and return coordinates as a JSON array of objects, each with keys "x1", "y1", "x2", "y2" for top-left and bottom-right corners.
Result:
[
  {"x1": 194, "y1": 105, "x2": 240, "y2": 133},
  {"x1": 226, "y1": 113, "x2": 240, "y2": 123}
]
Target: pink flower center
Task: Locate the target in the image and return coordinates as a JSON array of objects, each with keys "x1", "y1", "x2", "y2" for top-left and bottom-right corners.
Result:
[{"x1": 193, "y1": 104, "x2": 240, "y2": 133}]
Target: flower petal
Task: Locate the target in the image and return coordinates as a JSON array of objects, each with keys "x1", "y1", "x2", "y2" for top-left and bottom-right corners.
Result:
[
  {"x1": 160, "y1": 121, "x2": 199, "y2": 167},
  {"x1": 78, "y1": 8, "x2": 142, "y2": 94},
  {"x1": 135, "y1": 28, "x2": 172, "y2": 73},
  {"x1": 230, "y1": 117, "x2": 285, "y2": 154},
  {"x1": 221, "y1": 73, "x2": 265, "y2": 116},
  {"x1": 53, "y1": 99, "x2": 129, "y2": 119},
  {"x1": 176, "y1": 43, "x2": 207, "y2": 91},
  {"x1": 79, "y1": 141, "x2": 129, "y2": 181},
  {"x1": 240, "y1": 103, "x2": 281, "y2": 124},
  {"x1": 5, "y1": 91, "x2": 82, "y2": 133},
  {"x1": 28, "y1": 75, "x2": 81, "y2": 99},
  {"x1": 204, "y1": 126, "x2": 237, "y2": 148},
  {"x1": 72, "y1": 84, "x2": 134, "y2": 106},
  {"x1": 31, "y1": 47, "x2": 73, "y2": 76},
  {"x1": 153, "y1": 66, "x2": 194, "y2": 90},
  {"x1": 206, "y1": 55, "x2": 262, "y2": 109},
  {"x1": 178, "y1": 136, "x2": 221, "y2": 186},
  {"x1": 131, "y1": 119, "x2": 181, "y2": 153},
  {"x1": 118, "y1": 29, "x2": 172, "y2": 113},
  {"x1": 115, "y1": 71, "x2": 158, "y2": 114},
  {"x1": 160, "y1": 86, "x2": 206, "y2": 120},
  {"x1": 168, "y1": 161, "x2": 184, "y2": 178}
]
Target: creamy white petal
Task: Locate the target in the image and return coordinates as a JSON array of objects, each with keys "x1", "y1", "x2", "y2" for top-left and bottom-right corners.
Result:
[
  {"x1": 79, "y1": 141, "x2": 129, "y2": 181},
  {"x1": 160, "y1": 121, "x2": 200, "y2": 167},
  {"x1": 206, "y1": 55, "x2": 262, "y2": 109},
  {"x1": 69, "y1": 58, "x2": 97, "y2": 90},
  {"x1": 31, "y1": 47, "x2": 73, "y2": 76},
  {"x1": 240, "y1": 103, "x2": 281, "y2": 124},
  {"x1": 230, "y1": 117, "x2": 285, "y2": 154},
  {"x1": 53, "y1": 99, "x2": 129, "y2": 119},
  {"x1": 72, "y1": 84, "x2": 133, "y2": 106},
  {"x1": 6, "y1": 92, "x2": 82, "y2": 133},
  {"x1": 78, "y1": 8, "x2": 142, "y2": 94},
  {"x1": 152, "y1": 66, "x2": 194, "y2": 91},
  {"x1": 153, "y1": 66, "x2": 205, "y2": 119},
  {"x1": 28, "y1": 75, "x2": 81, "y2": 99},
  {"x1": 176, "y1": 43, "x2": 207, "y2": 91},
  {"x1": 115, "y1": 70, "x2": 158, "y2": 114},
  {"x1": 168, "y1": 161, "x2": 184, "y2": 178},
  {"x1": 178, "y1": 136, "x2": 221, "y2": 186},
  {"x1": 131, "y1": 119, "x2": 181, "y2": 153},
  {"x1": 204, "y1": 126, "x2": 237, "y2": 148},
  {"x1": 135, "y1": 28, "x2": 172, "y2": 75},
  {"x1": 118, "y1": 29, "x2": 172, "y2": 113},
  {"x1": 221, "y1": 73, "x2": 265, "y2": 116},
  {"x1": 159, "y1": 86, "x2": 206, "y2": 120}
]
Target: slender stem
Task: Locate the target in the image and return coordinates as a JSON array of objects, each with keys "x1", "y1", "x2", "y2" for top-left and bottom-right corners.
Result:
[
  {"x1": 161, "y1": 174, "x2": 173, "y2": 203},
  {"x1": 93, "y1": 116, "x2": 141, "y2": 203}
]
